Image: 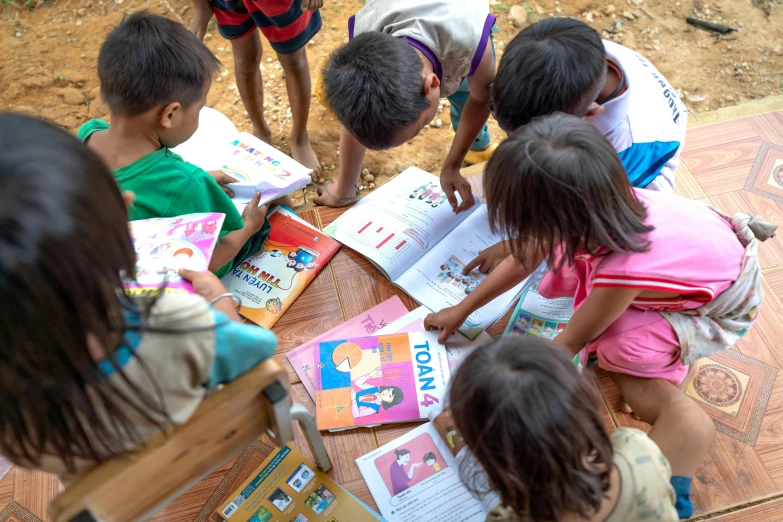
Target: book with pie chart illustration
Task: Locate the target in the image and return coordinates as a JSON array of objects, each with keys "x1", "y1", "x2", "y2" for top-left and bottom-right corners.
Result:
[{"x1": 314, "y1": 331, "x2": 450, "y2": 431}]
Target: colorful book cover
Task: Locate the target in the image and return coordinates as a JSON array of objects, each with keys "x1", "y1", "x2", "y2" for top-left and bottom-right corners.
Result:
[
  {"x1": 125, "y1": 212, "x2": 225, "y2": 295},
  {"x1": 287, "y1": 296, "x2": 410, "y2": 400},
  {"x1": 504, "y1": 264, "x2": 573, "y2": 340},
  {"x1": 218, "y1": 445, "x2": 384, "y2": 521},
  {"x1": 222, "y1": 207, "x2": 339, "y2": 328},
  {"x1": 315, "y1": 331, "x2": 450, "y2": 431}
]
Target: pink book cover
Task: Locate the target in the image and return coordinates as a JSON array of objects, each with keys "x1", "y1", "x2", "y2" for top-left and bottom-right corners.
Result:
[
  {"x1": 125, "y1": 212, "x2": 225, "y2": 295},
  {"x1": 287, "y1": 296, "x2": 409, "y2": 400}
]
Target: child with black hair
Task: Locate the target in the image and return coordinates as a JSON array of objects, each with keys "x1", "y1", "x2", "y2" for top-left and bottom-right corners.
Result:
[
  {"x1": 466, "y1": 17, "x2": 688, "y2": 274},
  {"x1": 0, "y1": 113, "x2": 277, "y2": 479},
  {"x1": 189, "y1": 0, "x2": 323, "y2": 178},
  {"x1": 426, "y1": 113, "x2": 775, "y2": 519},
  {"x1": 313, "y1": 0, "x2": 497, "y2": 213},
  {"x1": 78, "y1": 12, "x2": 270, "y2": 279},
  {"x1": 450, "y1": 337, "x2": 683, "y2": 522}
]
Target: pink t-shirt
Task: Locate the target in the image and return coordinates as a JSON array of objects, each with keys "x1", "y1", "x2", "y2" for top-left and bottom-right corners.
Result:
[{"x1": 540, "y1": 189, "x2": 744, "y2": 313}]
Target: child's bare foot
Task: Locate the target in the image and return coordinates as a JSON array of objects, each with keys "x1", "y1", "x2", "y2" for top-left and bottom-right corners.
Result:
[
  {"x1": 313, "y1": 178, "x2": 358, "y2": 208},
  {"x1": 252, "y1": 125, "x2": 273, "y2": 145},
  {"x1": 289, "y1": 131, "x2": 321, "y2": 181}
]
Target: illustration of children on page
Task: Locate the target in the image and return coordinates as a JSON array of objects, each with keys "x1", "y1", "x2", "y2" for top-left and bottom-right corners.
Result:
[
  {"x1": 374, "y1": 433, "x2": 447, "y2": 496},
  {"x1": 349, "y1": 366, "x2": 404, "y2": 419}
]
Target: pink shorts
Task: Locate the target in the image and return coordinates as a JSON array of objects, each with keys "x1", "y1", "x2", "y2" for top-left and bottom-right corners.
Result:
[{"x1": 584, "y1": 307, "x2": 688, "y2": 385}]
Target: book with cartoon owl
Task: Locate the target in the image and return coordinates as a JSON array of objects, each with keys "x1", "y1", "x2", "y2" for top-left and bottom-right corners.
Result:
[
  {"x1": 172, "y1": 107, "x2": 312, "y2": 209},
  {"x1": 221, "y1": 206, "x2": 340, "y2": 328},
  {"x1": 314, "y1": 330, "x2": 451, "y2": 431}
]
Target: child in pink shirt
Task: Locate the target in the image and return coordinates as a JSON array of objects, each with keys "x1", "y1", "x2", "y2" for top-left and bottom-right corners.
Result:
[{"x1": 425, "y1": 113, "x2": 775, "y2": 519}]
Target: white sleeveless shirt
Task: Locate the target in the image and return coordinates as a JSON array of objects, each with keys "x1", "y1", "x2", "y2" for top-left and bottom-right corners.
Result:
[{"x1": 349, "y1": 0, "x2": 495, "y2": 97}]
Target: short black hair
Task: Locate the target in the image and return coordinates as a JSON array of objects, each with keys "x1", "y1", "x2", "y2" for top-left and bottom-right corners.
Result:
[
  {"x1": 323, "y1": 32, "x2": 430, "y2": 150},
  {"x1": 493, "y1": 18, "x2": 606, "y2": 133},
  {"x1": 98, "y1": 11, "x2": 221, "y2": 116}
]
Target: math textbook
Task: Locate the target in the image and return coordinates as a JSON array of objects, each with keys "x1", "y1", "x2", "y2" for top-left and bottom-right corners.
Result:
[
  {"x1": 314, "y1": 331, "x2": 450, "y2": 431},
  {"x1": 222, "y1": 206, "x2": 339, "y2": 328},
  {"x1": 172, "y1": 107, "x2": 312, "y2": 209},
  {"x1": 323, "y1": 167, "x2": 526, "y2": 339},
  {"x1": 287, "y1": 296, "x2": 411, "y2": 400},
  {"x1": 126, "y1": 212, "x2": 225, "y2": 295},
  {"x1": 218, "y1": 445, "x2": 384, "y2": 522}
]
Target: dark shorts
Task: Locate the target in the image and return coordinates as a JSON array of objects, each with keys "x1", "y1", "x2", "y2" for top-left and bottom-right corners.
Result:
[{"x1": 211, "y1": 0, "x2": 321, "y2": 54}]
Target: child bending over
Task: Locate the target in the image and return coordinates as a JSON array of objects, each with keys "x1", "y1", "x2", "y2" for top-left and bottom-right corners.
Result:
[
  {"x1": 426, "y1": 113, "x2": 775, "y2": 518},
  {"x1": 0, "y1": 114, "x2": 277, "y2": 480},
  {"x1": 467, "y1": 18, "x2": 688, "y2": 274},
  {"x1": 79, "y1": 12, "x2": 270, "y2": 278},
  {"x1": 313, "y1": 0, "x2": 497, "y2": 212},
  {"x1": 450, "y1": 337, "x2": 696, "y2": 521}
]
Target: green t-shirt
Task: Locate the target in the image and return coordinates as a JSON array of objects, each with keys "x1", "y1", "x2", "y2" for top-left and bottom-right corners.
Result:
[{"x1": 78, "y1": 119, "x2": 268, "y2": 278}]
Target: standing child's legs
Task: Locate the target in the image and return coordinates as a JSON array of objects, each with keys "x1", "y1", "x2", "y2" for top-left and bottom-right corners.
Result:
[
  {"x1": 230, "y1": 31, "x2": 273, "y2": 144},
  {"x1": 277, "y1": 47, "x2": 321, "y2": 178}
]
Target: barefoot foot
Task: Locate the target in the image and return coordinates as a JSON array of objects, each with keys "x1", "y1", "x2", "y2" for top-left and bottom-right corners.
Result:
[
  {"x1": 313, "y1": 179, "x2": 358, "y2": 208},
  {"x1": 252, "y1": 125, "x2": 273, "y2": 145},
  {"x1": 289, "y1": 131, "x2": 321, "y2": 181}
]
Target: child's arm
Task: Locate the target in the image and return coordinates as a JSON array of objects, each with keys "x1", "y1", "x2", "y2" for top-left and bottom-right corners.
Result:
[
  {"x1": 208, "y1": 192, "x2": 268, "y2": 272},
  {"x1": 424, "y1": 255, "x2": 534, "y2": 343},
  {"x1": 178, "y1": 268, "x2": 242, "y2": 321},
  {"x1": 440, "y1": 44, "x2": 494, "y2": 214},
  {"x1": 554, "y1": 287, "x2": 641, "y2": 354}
]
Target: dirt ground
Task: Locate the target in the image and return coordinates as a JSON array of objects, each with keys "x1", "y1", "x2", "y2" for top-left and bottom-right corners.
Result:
[{"x1": 1, "y1": 0, "x2": 781, "y2": 204}]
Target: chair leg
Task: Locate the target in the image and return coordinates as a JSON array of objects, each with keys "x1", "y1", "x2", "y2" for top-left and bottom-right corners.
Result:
[
  {"x1": 291, "y1": 403, "x2": 333, "y2": 472},
  {"x1": 263, "y1": 382, "x2": 295, "y2": 445}
]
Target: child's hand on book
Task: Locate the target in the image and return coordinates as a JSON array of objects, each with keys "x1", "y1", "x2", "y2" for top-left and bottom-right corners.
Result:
[
  {"x1": 439, "y1": 166, "x2": 474, "y2": 214},
  {"x1": 179, "y1": 268, "x2": 229, "y2": 302},
  {"x1": 424, "y1": 306, "x2": 469, "y2": 344},
  {"x1": 464, "y1": 241, "x2": 512, "y2": 275},
  {"x1": 208, "y1": 170, "x2": 237, "y2": 198},
  {"x1": 241, "y1": 192, "x2": 269, "y2": 233}
]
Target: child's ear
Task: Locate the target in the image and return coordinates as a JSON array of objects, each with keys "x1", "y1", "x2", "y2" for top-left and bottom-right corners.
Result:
[
  {"x1": 583, "y1": 102, "x2": 606, "y2": 119},
  {"x1": 422, "y1": 73, "x2": 440, "y2": 96},
  {"x1": 159, "y1": 101, "x2": 182, "y2": 129}
]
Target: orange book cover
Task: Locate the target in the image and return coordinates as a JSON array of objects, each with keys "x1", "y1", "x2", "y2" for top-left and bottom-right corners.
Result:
[{"x1": 222, "y1": 207, "x2": 339, "y2": 328}]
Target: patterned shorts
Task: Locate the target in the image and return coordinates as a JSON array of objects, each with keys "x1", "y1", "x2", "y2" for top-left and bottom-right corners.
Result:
[{"x1": 211, "y1": 0, "x2": 321, "y2": 54}]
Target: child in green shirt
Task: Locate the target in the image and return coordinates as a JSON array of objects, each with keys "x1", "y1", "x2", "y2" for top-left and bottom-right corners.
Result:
[{"x1": 79, "y1": 12, "x2": 269, "y2": 278}]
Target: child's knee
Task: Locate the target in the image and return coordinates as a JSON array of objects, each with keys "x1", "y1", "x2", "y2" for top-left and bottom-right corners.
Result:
[
  {"x1": 278, "y1": 48, "x2": 308, "y2": 74},
  {"x1": 234, "y1": 48, "x2": 263, "y2": 76}
]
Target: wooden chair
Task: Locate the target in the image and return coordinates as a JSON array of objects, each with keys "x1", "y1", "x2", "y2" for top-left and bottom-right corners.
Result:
[{"x1": 49, "y1": 358, "x2": 331, "y2": 522}]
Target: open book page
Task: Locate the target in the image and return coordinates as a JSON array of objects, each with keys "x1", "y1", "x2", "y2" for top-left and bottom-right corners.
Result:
[
  {"x1": 287, "y1": 296, "x2": 410, "y2": 401},
  {"x1": 429, "y1": 407, "x2": 501, "y2": 514},
  {"x1": 377, "y1": 306, "x2": 493, "y2": 371},
  {"x1": 323, "y1": 168, "x2": 480, "y2": 281},
  {"x1": 356, "y1": 421, "x2": 490, "y2": 522},
  {"x1": 395, "y1": 205, "x2": 528, "y2": 339},
  {"x1": 505, "y1": 263, "x2": 574, "y2": 339},
  {"x1": 172, "y1": 107, "x2": 312, "y2": 207},
  {"x1": 218, "y1": 445, "x2": 384, "y2": 521}
]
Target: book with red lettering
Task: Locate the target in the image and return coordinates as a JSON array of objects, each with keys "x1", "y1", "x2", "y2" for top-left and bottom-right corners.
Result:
[
  {"x1": 314, "y1": 331, "x2": 450, "y2": 431},
  {"x1": 221, "y1": 206, "x2": 339, "y2": 328},
  {"x1": 173, "y1": 107, "x2": 312, "y2": 209}
]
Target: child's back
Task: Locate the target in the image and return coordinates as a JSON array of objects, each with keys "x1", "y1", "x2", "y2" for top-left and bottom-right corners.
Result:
[
  {"x1": 80, "y1": 12, "x2": 269, "y2": 277},
  {"x1": 0, "y1": 113, "x2": 276, "y2": 480}
]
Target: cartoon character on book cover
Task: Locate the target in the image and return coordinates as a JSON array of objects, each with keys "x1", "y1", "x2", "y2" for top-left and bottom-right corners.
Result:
[
  {"x1": 222, "y1": 211, "x2": 339, "y2": 327},
  {"x1": 373, "y1": 433, "x2": 448, "y2": 497},
  {"x1": 315, "y1": 333, "x2": 448, "y2": 430}
]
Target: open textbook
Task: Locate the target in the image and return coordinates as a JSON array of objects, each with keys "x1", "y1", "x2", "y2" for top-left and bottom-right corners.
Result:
[
  {"x1": 356, "y1": 405, "x2": 499, "y2": 522},
  {"x1": 314, "y1": 331, "x2": 450, "y2": 431},
  {"x1": 126, "y1": 212, "x2": 224, "y2": 295},
  {"x1": 323, "y1": 168, "x2": 526, "y2": 339},
  {"x1": 504, "y1": 263, "x2": 574, "y2": 339},
  {"x1": 172, "y1": 107, "x2": 312, "y2": 209},
  {"x1": 219, "y1": 445, "x2": 384, "y2": 522}
]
